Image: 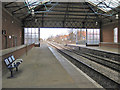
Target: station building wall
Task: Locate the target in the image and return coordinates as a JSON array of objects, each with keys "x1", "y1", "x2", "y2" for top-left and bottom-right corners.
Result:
[
  {"x1": 2, "y1": 9, "x2": 23, "y2": 50},
  {"x1": 100, "y1": 15, "x2": 120, "y2": 48},
  {"x1": 102, "y1": 22, "x2": 117, "y2": 43}
]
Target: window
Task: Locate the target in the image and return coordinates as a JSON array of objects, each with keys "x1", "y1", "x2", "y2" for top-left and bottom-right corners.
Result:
[
  {"x1": 76, "y1": 29, "x2": 86, "y2": 44},
  {"x1": 87, "y1": 29, "x2": 100, "y2": 45},
  {"x1": 76, "y1": 28, "x2": 100, "y2": 45},
  {"x1": 88, "y1": 0, "x2": 120, "y2": 12},
  {"x1": 24, "y1": 0, "x2": 51, "y2": 10},
  {"x1": 24, "y1": 28, "x2": 39, "y2": 45},
  {"x1": 114, "y1": 28, "x2": 118, "y2": 43}
]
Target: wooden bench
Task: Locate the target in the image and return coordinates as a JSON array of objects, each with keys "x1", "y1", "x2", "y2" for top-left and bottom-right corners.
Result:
[{"x1": 4, "y1": 55, "x2": 23, "y2": 78}]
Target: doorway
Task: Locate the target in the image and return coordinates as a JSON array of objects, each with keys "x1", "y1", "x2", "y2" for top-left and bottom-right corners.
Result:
[
  {"x1": 13, "y1": 36, "x2": 17, "y2": 47},
  {"x1": 4, "y1": 36, "x2": 7, "y2": 49}
]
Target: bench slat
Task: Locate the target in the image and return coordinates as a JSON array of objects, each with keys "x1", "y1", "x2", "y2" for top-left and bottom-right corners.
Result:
[
  {"x1": 4, "y1": 55, "x2": 23, "y2": 78},
  {"x1": 4, "y1": 59, "x2": 10, "y2": 66}
]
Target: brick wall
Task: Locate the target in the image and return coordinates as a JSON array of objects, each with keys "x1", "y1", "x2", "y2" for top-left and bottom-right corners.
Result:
[
  {"x1": 2, "y1": 44, "x2": 34, "y2": 74},
  {"x1": 102, "y1": 13, "x2": 120, "y2": 43},
  {"x1": 99, "y1": 42, "x2": 120, "y2": 48},
  {"x1": 102, "y1": 22, "x2": 117, "y2": 43},
  {"x1": 2, "y1": 9, "x2": 23, "y2": 49},
  {"x1": 100, "y1": 15, "x2": 120, "y2": 48}
]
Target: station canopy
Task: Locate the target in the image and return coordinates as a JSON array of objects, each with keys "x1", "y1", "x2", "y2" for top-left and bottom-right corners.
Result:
[
  {"x1": 2, "y1": 0, "x2": 120, "y2": 24},
  {"x1": 24, "y1": 0, "x2": 120, "y2": 13},
  {"x1": 24, "y1": 0, "x2": 51, "y2": 10},
  {"x1": 87, "y1": 0, "x2": 120, "y2": 12}
]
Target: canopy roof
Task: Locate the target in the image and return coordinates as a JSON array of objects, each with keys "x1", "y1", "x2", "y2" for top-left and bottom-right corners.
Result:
[
  {"x1": 25, "y1": 0, "x2": 120, "y2": 12},
  {"x1": 25, "y1": 0, "x2": 51, "y2": 10},
  {"x1": 87, "y1": 0, "x2": 120, "y2": 12},
  {"x1": 2, "y1": 1, "x2": 120, "y2": 26}
]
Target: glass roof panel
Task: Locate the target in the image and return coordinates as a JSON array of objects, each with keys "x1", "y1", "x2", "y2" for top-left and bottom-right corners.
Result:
[
  {"x1": 25, "y1": 0, "x2": 51, "y2": 10},
  {"x1": 87, "y1": 0, "x2": 120, "y2": 12}
]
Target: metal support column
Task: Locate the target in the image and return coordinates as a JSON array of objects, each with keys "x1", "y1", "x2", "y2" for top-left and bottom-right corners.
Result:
[
  {"x1": 63, "y1": 21, "x2": 65, "y2": 27},
  {"x1": 86, "y1": 28, "x2": 88, "y2": 46},
  {"x1": 22, "y1": 28, "x2": 24, "y2": 44},
  {"x1": 42, "y1": 13, "x2": 44, "y2": 27},
  {"x1": 100, "y1": 21, "x2": 103, "y2": 43},
  {"x1": 117, "y1": 12, "x2": 120, "y2": 53},
  {"x1": 76, "y1": 30, "x2": 78, "y2": 44},
  {"x1": 118, "y1": 12, "x2": 120, "y2": 43},
  {"x1": 39, "y1": 28, "x2": 40, "y2": 47}
]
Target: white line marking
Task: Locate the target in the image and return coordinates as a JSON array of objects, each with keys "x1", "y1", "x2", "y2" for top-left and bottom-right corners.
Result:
[
  {"x1": 62, "y1": 55, "x2": 103, "y2": 88},
  {"x1": 48, "y1": 45, "x2": 103, "y2": 88}
]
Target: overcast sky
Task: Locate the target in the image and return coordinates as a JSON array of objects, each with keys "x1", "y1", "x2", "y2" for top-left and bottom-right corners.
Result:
[{"x1": 40, "y1": 28, "x2": 73, "y2": 40}]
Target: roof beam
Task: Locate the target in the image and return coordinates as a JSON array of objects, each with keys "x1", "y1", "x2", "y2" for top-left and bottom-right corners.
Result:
[
  {"x1": 25, "y1": 18, "x2": 96, "y2": 22},
  {"x1": 30, "y1": 16, "x2": 95, "y2": 20},
  {"x1": 5, "y1": 5, "x2": 20, "y2": 8},
  {"x1": 12, "y1": 5, "x2": 27, "y2": 14},
  {"x1": 36, "y1": 13, "x2": 96, "y2": 16},
  {"x1": 86, "y1": 2, "x2": 100, "y2": 19},
  {"x1": 35, "y1": 10, "x2": 91, "y2": 13},
  {"x1": 54, "y1": 6, "x2": 90, "y2": 9},
  {"x1": 4, "y1": 2, "x2": 15, "y2": 7}
]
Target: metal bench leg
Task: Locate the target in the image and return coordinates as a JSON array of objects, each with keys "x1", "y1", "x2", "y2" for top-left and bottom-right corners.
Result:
[
  {"x1": 10, "y1": 70, "x2": 13, "y2": 77},
  {"x1": 16, "y1": 67, "x2": 18, "y2": 71}
]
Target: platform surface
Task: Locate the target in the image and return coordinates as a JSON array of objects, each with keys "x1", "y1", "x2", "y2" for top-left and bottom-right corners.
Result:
[
  {"x1": 2, "y1": 42, "x2": 101, "y2": 88},
  {"x1": 68, "y1": 44, "x2": 120, "y2": 55}
]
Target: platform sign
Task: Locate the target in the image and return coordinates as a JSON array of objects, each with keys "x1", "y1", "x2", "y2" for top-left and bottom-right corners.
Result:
[{"x1": 2, "y1": 30, "x2": 6, "y2": 35}]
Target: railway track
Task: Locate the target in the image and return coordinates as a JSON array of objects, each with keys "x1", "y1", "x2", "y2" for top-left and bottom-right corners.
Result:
[
  {"x1": 65, "y1": 46, "x2": 120, "y2": 73},
  {"x1": 48, "y1": 42, "x2": 120, "y2": 88}
]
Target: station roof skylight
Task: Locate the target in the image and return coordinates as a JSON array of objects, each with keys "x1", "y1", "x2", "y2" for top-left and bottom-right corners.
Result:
[
  {"x1": 87, "y1": 0, "x2": 120, "y2": 12},
  {"x1": 24, "y1": 0, "x2": 51, "y2": 10},
  {"x1": 24, "y1": 0, "x2": 120, "y2": 12}
]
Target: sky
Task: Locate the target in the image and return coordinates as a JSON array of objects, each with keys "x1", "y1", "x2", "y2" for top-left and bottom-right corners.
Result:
[{"x1": 40, "y1": 28, "x2": 73, "y2": 40}]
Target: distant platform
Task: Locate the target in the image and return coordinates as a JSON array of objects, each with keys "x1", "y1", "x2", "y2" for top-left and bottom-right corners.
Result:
[
  {"x1": 67, "y1": 44, "x2": 120, "y2": 62},
  {"x1": 68, "y1": 44, "x2": 120, "y2": 55}
]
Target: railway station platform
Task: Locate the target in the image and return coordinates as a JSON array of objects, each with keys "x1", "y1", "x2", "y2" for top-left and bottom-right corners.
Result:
[
  {"x1": 68, "y1": 44, "x2": 120, "y2": 55},
  {"x1": 67, "y1": 44, "x2": 120, "y2": 62},
  {"x1": 2, "y1": 42, "x2": 102, "y2": 88}
]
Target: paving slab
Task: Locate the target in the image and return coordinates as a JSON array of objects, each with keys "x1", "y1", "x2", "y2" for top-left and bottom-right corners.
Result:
[
  {"x1": 2, "y1": 42, "x2": 101, "y2": 88},
  {"x1": 3, "y1": 43, "x2": 76, "y2": 88}
]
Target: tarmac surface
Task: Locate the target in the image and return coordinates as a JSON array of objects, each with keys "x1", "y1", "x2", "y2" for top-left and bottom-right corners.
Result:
[{"x1": 2, "y1": 42, "x2": 102, "y2": 88}]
